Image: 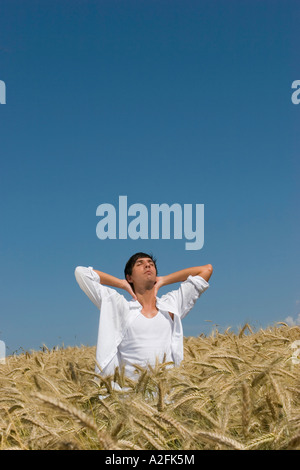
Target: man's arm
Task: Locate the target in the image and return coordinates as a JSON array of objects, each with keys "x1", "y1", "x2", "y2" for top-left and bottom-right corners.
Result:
[
  {"x1": 75, "y1": 266, "x2": 137, "y2": 309},
  {"x1": 156, "y1": 265, "x2": 212, "y2": 319},
  {"x1": 92, "y1": 269, "x2": 137, "y2": 300},
  {"x1": 155, "y1": 264, "x2": 213, "y2": 295}
]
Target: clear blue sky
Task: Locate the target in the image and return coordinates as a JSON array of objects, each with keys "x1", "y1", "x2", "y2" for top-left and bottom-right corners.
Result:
[{"x1": 0, "y1": 0, "x2": 299, "y2": 354}]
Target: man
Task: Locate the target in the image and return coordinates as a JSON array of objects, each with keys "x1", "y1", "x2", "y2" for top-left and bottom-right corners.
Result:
[{"x1": 75, "y1": 252, "x2": 213, "y2": 382}]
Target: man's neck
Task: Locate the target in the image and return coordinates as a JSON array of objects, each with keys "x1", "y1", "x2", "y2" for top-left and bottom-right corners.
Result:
[{"x1": 135, "y1": 287, "x2": 158, "y2": 316}]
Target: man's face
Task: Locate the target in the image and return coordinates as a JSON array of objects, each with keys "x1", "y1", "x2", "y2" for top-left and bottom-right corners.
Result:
[{"x1": 126, "y1": 257, "x2": 157, "y2": 287}]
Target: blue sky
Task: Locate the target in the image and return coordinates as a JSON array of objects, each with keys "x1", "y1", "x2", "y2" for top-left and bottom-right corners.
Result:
[{"x1": 0, "y1": 0, "x2": 299, "y2": 354}]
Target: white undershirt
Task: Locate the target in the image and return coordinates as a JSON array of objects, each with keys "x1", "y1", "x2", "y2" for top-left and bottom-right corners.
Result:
[{"x1": 118, "y1": 310, "x2": 174, "y2": 379}]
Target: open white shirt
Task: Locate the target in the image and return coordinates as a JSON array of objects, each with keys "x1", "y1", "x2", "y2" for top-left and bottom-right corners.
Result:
[
  {"x1": 74, "y1": 266, "x2": 209, "y2": 377},
  {"x1": 118, "y1": 309, "x2": 174, "y2": 379}
]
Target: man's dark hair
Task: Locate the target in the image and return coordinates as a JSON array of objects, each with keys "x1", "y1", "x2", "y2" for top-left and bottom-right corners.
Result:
[{"x1": 124, "y1": 252, "x2": 157, "y2": 291}]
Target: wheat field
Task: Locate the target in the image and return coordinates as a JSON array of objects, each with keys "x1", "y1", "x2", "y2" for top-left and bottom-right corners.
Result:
[{"x1": 0, "y1": 324, "x2": 299, "y2": 450}]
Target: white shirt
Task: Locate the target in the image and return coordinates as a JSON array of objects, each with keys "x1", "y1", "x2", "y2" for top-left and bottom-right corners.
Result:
[
  {"x1": 118, "y1": 310, "x2": 174, "y2": 379},
  {"x1": 74, "y1": 266, "x2": 209, "y2": 377}
]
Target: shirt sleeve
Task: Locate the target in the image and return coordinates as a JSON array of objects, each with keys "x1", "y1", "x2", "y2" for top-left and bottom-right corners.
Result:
[
  {"x1": 161, "y1": 275, "x2": 209, "y2": 319},
  {"x1": 74, "y1": 266, "x2": 121, "y2": 309}
]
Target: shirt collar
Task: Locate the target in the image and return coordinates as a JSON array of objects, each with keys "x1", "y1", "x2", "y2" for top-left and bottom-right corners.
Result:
[
  {"x1": 128, "y1": 299, "x2": 142, "y2": 309},
  {"x1": 128, "y1": 297, "x2": 179, "y2": 316}
]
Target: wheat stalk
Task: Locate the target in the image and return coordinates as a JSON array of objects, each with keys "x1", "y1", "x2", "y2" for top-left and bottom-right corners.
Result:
[
  {"x1": 196, "y1": 430, "x2": 245, "y2": 450},
  {"x1": 245, "y1": 433, "x2": 275, "y2": 450},
  {"x1": 32, "y1": 392, "x2": 98, "y2": 431},
  {"x1": 241, "y1": 381, "x2": 252, "y2": 436}
]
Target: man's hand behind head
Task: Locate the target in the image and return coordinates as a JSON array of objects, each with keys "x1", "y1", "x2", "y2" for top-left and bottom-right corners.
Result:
[
  {"x1": 154, "y1": 276, "x2": 165, "y2": 297},
  {"x1": 120, "y1": 279, "x2": 138, "y2": 301}
]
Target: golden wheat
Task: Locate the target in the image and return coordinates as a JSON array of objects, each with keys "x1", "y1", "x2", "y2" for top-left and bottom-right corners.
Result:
[{"x1": 0, "y1": 325, "x2": 299, "y2": 450}]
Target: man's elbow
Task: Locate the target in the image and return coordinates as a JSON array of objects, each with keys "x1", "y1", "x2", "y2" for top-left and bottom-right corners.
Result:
[
  {"x1": 74, "y1": 266, "x2": 81, "y2": 276},
  {"x1": 200, "y1": 264, "x2": 213, "y2": 281},
  {"x1": 207, "y1": 264, "x2": 213, "y2": 275},
  {"x1": 74, "y1": 266, "x2": 85, "y2": 282}
]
